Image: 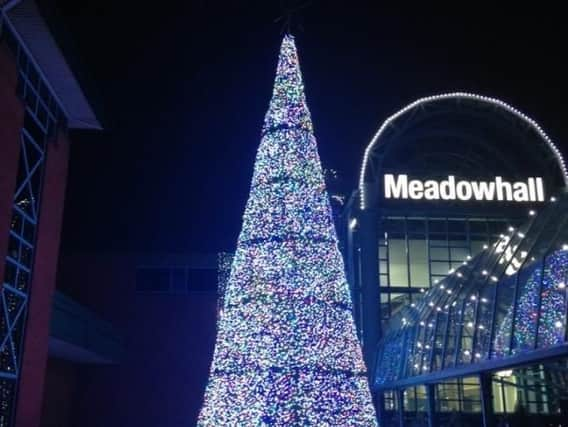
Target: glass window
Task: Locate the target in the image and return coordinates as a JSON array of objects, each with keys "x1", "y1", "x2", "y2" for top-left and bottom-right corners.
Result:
[
  {"x1": 409, "y1": 239, "x2": 429, "y2": 287},
  {"x1": 187, "y1": 268, "x2": 218, "y2": 292},
  {"x1": 390, "y1": 293, "x2": 410, "y2": 318},
  {"x1": 436, "y1": 377, "x2": 481, "y2": 413},
  {"x1": 536, "y1": 251, "x2": 568, "y2": 349},
  {"x1": 136, "y1": 268, "x2": 170, "y2": 292},
  {"x1": 450, "y1": 247, "x2": 469, "y2": 261},
  {"x1": 380, "y1": 293, "x2": 390, "y2": 320},
  {"x1": 388, "y1": 239, "x2": 408, "y2": 287}
]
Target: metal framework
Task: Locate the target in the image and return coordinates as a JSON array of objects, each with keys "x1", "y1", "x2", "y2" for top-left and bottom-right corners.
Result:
[
  {"x1": 373, "y1": 193, "x2": 568, "y2": 425},
  {"x1": 375, "y1": 216, "x2": 510, "y2": 324},
  {"x1": 0, "y1": 21, "x2": 63, "y2": 427}
]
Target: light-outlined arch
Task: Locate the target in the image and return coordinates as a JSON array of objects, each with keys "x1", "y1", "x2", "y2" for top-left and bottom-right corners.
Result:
[{"x1": 359, "y1": 92, "x2": 568, "y2": 210}]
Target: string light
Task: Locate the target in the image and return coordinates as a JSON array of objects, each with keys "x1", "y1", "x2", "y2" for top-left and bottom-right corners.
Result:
[
  {"x1": 198, "y1": 34, "x2": 377, "y2": 426},
  {"x1": 359, "y1": 93, "x2": 568, "y2": 210},
  {"x1": 494, "y1": 251, "x2": 568, "y2": 356}
]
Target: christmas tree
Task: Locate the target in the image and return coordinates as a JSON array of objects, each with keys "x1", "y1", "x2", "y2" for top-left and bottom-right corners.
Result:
[{"x1": 198, "y1": 35, "x2": 378, "y2": 426}]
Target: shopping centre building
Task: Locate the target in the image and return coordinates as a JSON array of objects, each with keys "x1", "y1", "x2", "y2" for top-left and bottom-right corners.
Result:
[{"x1": 344, "y1": 93, "x2": 568, "y2": 426}]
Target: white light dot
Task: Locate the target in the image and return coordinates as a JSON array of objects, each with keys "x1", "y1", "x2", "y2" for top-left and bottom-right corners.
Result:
[
  {"x1": 483, "y1": 244, "x2": 489, "y2": 250},
  {"x1": 558, "y1": 282, "x2": 566, "y2": 290},
  {"x1": 555, "y1": 321, "x2": 563, "y2": 328},
  {"x1": 529, "y1": 210, "x2": 536, "y2": 216},
  {"x1": 467, "y1": 322, "x2": 474, "y2": 328},
  {"x1": 551, "y1": 196, "x2": 557, "y2": 202}
]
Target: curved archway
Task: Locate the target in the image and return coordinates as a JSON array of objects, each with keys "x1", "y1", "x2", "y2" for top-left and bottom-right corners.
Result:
[{"x1": 359, "y1": 92, "x2": 567, "y2": 209}]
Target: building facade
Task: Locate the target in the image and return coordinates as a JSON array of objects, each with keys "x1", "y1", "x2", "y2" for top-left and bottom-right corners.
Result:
[
  {"x1": 55, "y1": 252, "x2": 225, "y2": 427},
  {"x1": 344, "y1": 93, "x2": 568, "y2": 426},
  {"x1": 0, "y1": 1, "x2": 101, "y2": 426}
]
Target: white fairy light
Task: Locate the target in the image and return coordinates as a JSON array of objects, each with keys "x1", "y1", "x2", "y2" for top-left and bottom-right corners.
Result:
[{"x1": 359, "y1": 92, "x2": 568, "y2": 210}]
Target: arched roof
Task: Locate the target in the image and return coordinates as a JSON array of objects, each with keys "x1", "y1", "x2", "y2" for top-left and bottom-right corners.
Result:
[{"x1": 359, "y1": 93, "x2": 567, "y2": 210}]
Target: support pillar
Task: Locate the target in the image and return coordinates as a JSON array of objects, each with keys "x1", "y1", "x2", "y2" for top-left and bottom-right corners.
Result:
[
  {"x1": 15, "y1": 130, "x2": 70, "y2": 427},
  {"x1": 480, "y1": 373, "x2": 496, "y2": 427},
  {"x1": 426, "y1": 384, "x2": 437, "y2": 427},
  {"x1": 359, "y1": 208, "x2": 380, "y2": 375}
]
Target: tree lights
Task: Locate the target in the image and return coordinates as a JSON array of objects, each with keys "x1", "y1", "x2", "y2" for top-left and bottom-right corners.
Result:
[{"x1": 197, "y1": 35, "x2": 377, "y2": 426}]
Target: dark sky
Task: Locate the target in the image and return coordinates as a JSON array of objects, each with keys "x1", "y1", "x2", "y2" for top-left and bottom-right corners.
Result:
[{"x1": 37, "y1": 1, "x2": 568, "y2": 253}]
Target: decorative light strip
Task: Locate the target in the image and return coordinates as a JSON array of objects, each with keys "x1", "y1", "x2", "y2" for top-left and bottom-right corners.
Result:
[{"x1": 359, "y1": 92, "x2": 568, "y2": 210}]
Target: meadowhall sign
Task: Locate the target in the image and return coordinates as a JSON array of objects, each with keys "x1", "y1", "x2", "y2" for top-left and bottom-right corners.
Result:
[{"x1": 384, "y1": 174, "x2": 545, "y2": 202}]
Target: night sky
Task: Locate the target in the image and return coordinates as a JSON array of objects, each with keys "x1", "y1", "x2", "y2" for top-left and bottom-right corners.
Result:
[{"x1": 36, "y1": 1, "x2": 567, "y2": 253}]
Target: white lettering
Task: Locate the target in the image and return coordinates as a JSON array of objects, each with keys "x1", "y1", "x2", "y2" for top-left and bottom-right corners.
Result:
[
  {"x1": 383, "y1": 175, "x2": 545, "y2": 203},
  {"x1": 513, "y1": 182, "x2": 529, "y2": 202},
  {"x1": 384, "y1": 174, "x2": 408, "y2": 199},
  {"x1": 408, "y1": 180, "x2": 424, "y2": 199},
  {"x1": 456, "y1": 181, "x2": 473, "y2": 200},
  {"x1": 423, "y1": 180, "x2": 440, "y2": 200},
  {"x1": 536, "y1": 177, "x2": 545, "y2": 201},
  {"x1": 471, "y1": 181, "x2": 495, "y2": 200},
  {"x1": 440, "y1": 176, "x2": 456, "y2": 200}
]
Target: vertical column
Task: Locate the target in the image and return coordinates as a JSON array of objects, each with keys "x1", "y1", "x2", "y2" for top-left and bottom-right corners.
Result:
[
  {"x1": 480, "y1": 373, "x2": 496, "y2": 427},
  {"x1": 396, "y1": 390, "x2": 405, "y2": 427},
  {"x1": 15, "y1": 130, "x2": 70, "y2": 427},
  {"x1": 426, "y1": 384, "x2": 437, "y2": 427},
  {"x1": 0, "y1": 43, "x2": 23, "y2": 290},
  {"x1": 359, "y1": 208, "x2": 380, "y2": 375}
]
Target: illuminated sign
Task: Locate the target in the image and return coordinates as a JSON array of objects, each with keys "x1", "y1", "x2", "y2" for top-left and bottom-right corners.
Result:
[{"x1": 384, "y1": 174, "x2": 545, "y2": 202}]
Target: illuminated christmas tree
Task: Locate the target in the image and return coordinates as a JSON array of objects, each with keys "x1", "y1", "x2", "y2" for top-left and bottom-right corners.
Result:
[{"x1": 198, "y1": 35, "x2": 377, "y2": 426}]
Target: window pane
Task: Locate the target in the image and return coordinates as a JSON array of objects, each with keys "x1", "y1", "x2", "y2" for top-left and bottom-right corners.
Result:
[
  {"x1": 136, "y1": 268, "x2": 170, "y2": 292},
  {"x1": 187, "y1": 268, "x2": 217, "y2": 292},
  {"x1": 409, "y1": 239, "x2": 429, "y2": 287},
  {"x1": 388, "y1": 239, "x2": 408, "y2": 286}
]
